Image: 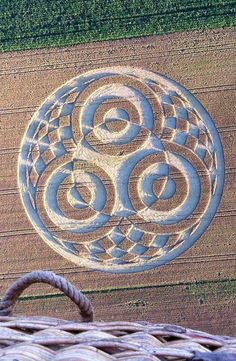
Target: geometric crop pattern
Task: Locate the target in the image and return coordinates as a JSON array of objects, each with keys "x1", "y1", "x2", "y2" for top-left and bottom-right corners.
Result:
[{"x1": 18, "y1": 67, "x2": 224, "y2": 273}]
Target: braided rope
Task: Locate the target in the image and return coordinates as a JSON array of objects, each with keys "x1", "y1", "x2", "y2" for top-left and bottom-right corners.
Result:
[
  {"x1": 0, "y1": 270, "x2": 93, "y2": 322},
  {"x1": 0, "y1": 272, "x2": 234, "y2": 360}
]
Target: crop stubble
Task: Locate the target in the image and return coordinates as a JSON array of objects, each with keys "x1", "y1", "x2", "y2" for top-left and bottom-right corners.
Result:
[{"x1": 0, "y1": 28, "x2": 235, "y2": 335}]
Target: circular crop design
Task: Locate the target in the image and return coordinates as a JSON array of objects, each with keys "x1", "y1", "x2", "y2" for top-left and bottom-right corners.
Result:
[{"x1": 18, "y1": 67, "x2": 224, "y2": 273}]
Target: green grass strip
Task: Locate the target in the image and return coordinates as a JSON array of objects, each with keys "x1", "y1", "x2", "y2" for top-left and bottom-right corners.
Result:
[
  {"x1": 0, "y1": 0, "x2": 235, "y2": 52},
  {"x1": 4, "y1": 277, "x2": 235, "y2": 302}
]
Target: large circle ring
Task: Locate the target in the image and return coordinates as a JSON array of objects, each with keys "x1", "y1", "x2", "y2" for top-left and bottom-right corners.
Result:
[{"x1": 18, "y1": 67, "x2": 225, "y2": 273}]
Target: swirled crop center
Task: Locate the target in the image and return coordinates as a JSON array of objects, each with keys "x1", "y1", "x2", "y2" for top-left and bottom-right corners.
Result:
[{"x1": 18, "y1": 67, "x2": 224, "y2": 273}]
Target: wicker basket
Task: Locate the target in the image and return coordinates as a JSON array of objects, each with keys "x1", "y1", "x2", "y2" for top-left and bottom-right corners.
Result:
[{"x1": 0, "y1": 271, "x2": 235, "y2": 360}]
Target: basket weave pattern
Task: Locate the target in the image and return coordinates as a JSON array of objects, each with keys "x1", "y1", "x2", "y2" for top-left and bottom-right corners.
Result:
[{"x1": 0, "y1": 271, "x2": 235, "y2": 360}]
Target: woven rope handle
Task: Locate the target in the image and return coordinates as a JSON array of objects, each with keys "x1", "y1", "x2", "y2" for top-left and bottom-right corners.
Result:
[{"x1": 0, "y1": 270, "x2": 93, "y2": 322}]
